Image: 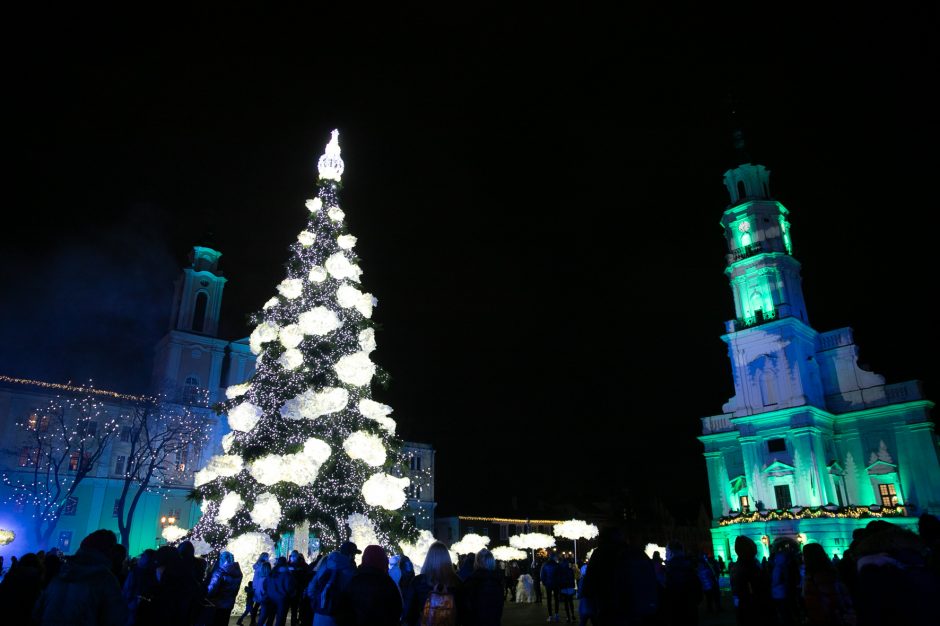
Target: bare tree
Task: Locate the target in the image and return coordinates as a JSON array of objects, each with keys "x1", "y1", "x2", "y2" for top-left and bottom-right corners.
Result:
[
  {"x1": 113, "y1": 394, "x2": 211, "y2": 548},
  {"x1": 2, "y1": 391, "x2": 119, "y2": 548}
]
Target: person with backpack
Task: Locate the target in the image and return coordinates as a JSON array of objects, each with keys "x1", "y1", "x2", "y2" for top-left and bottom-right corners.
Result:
[
  {"x1": 344, "y1": 544, "x2": 402, "y2": 626},
  {"x1": 307, "y1": 541, "x2": 359, "y2": 626},
  {"x1": 464, "y1": 549, "x2": 504, "y2": 626},
  {"x1": 406, "y1": 541, "x2": 462, "y2": 626}
]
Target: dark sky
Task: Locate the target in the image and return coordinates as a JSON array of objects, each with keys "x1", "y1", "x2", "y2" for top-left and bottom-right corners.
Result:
[{"x1": 4, "y1": 6, "x2": 938, "y2": 521}]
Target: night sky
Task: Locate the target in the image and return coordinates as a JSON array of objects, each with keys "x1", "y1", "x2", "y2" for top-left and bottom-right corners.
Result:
[{"x1": 4, "y1": 6, "x2": 938, "y2": 521}]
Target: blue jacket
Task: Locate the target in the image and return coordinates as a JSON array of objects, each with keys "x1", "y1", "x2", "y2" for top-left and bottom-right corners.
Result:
[
  {"x1": 207, "y1": 561, "x2": 243, "y2": 610},
  {"x1": 307, "y1": 552, "x2": 356, "y2": 626}
]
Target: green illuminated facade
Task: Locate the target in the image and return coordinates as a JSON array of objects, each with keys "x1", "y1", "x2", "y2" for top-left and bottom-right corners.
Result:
[{"x1": 700, "y1": 159, "x2": 940, "y2": 562}]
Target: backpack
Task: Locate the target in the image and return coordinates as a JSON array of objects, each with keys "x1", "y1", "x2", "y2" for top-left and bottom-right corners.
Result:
[
  {"x1": 421, "y1": 584, "x2": 456, "y2": 626},
  {"x1": 311, "y1": 566, "x2": 338, "y2": 615}
]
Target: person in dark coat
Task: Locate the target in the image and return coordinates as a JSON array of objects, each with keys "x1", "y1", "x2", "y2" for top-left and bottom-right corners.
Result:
[
  {"x1": 555, "y1": 557, "x2": 576, "y2": 623},
  {"x1": 663, "y1": 541, "x2": 702, "y2": 625},
  {"x1": 0, "y1": 552, "x2": 44, "y2": 626},
  {"x1": 397, "y1": 555, "x2": 416, "y2": 622},
  {"x1": 464, "y1": 548, "x2": 504, "y2": 626},
  {"x1": 206, "y1": 551, "x2": 243, "y2": 626},
  {"x1": 286, "y1": 550, "x2": 309, "y2": 626},
  {"x1": 579, "y1": 527, "x2": 659, "y2": 625},
  {"x1": 179, "y1": 540, "x2": 208, "y2": 585},
  {"x1": 43, "y1": 548, "x2": 63, "y2": 588},
  {"x1": 149, "y1": 544, "x2": 202, "y2": 625},
  {"x1": 730, "y1": 536, "x2": 770, "y2": 626},
  {"x1": 122, "y1": 549, "x2": 157, "y2": 626},
  {"x1": 308, "y1": 541, "x2": 359, "y2": 626},
  {"x1": 530, "y1": 558, "x2": 543, "y2": 604},
  {"x1": 343, "y1": 545, "x2": 401, "y2": 626},
  {"x1": 540, "y1": 553, "x2": 562, "y2": 622},
  {"x1": 457, "y1": 553, "x2": 475, "y2": 582},
  {"x1": 33, "y1": 529, "x2": 127, "y2": 626},
  {"x1": 260, "y1": 556, "x2": 297, "y2": 626}
]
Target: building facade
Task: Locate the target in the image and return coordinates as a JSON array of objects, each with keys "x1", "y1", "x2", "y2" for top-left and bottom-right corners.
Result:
[
  {"x1": 1, "y1": 245, "x2": 435, "y2": 559},
  {"x1": 700, "y1": 157, "x2": 940, "y2": 562}
]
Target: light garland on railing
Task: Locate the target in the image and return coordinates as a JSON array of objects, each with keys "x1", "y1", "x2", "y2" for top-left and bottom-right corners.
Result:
[{"x1": 717, "y1": 505, "x2": 907, "y2": 526}]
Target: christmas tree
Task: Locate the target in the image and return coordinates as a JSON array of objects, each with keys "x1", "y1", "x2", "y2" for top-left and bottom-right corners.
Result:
[{"x1": 189, "y1": 130, "x2": 420, "y2": 569}]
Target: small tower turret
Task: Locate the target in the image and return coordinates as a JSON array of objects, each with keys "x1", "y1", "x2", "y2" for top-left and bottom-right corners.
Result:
[{"x1": 168, "y1": 246, "x2": 227, "y2": 336}]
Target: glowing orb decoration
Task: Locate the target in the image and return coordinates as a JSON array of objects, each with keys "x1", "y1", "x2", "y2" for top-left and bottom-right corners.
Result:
[
  {"x1": 358, "y1": 328, "x2": 376, "y2": 353},
  {"x1": 343, "y1": 431, "x2": 387, "y2": 467},
  {"x1": 306, "y1": 197, "x2": 323, "y2": 213},
  {"x1": 226, "y1": 533, "x2": 276, "y2": 583},
  {"x1": 278, "y1": 324, "x2": 305, "y2": 349},
  {"x1": 194, "y1": 454, "x2": 244, "y2": 487},
  {"x1": 278, "y1": 348, "x2": 304, "y2": 370},
  {"x1": 280, "y1": 387, "x2": 349, "y2": 421},
  {"x1": 298, "y1": 307, "x2": 342, "y2": 336},
  {"x1": 317, "y1": 129, "x2": 345, "y2": 181},
  {"x1": 328, "y1": 207, "x2": 346, "y2": 222},
  {"x1": 227, "y1": 402, "x2": 263, "y2": 433},
  {"x1": 263, "y1": 297, "x2": 280, "y2": 309},
  {"x1": 361, "y1": 473, "x2": 409, "y2": 510},
  {"x1": 358, "y1": 399, "x2": 396, "y2": 434},
  {"x1": 308, "y1": 266, "x2": 328, "y2": 283},
  {"x1": 553, "y1": 519, "x2": 599, "y2": 540},
  {"x1": 162, "y1": 525, "x2": 188, "y2": 543},
  {"x1": 298, "y1": 231, "x2": 316, "y2": 247},
  {"x1": 217, "y1": 491, "x2": 245, "y2": 524},
  {"x1": 399, "y1": 529, "x2": 439, "y2": 574},
  {"x1": 249, "y1": 321, "x2": 280, "y2": 354},
  {"x1": 276, "y1": 278, "x2": 304, "y2": 300},
  {"x1": 491, "y1": 546, "x2": 527, "y2": 561},
  {"x1": 509, "y1": 533, "x2": 556, "y2": 550},
  {"x1": 225, "y1": 383, "x2": 250, "y2": 399},
  {"x1": 451, "y1": 533, "x2": 491, "y2": 555},
  {"x1": 333, "y1": 352, "x2": 376, "y2": 386},
  {"x1": 250, "y1": 493, "x2": 281, "y2": 530},
  {"x1": 0, "y1": 529, "x2": 15, "y2": 546},
  {"x1": 249, "y1": 438, "x2": 331, "y2": 486},
  {"x1": 347, "y1": 513, "x2": 379, "y2": 564},
  {"x1": 337, "y1": 234, "x2": 357, "y2": 249},
  {"x1": 325, "y1": 252, "x2": 363, "y2": 282}
]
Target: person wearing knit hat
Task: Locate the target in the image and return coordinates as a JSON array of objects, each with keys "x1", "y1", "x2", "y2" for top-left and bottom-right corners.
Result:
[{"x1": 346, "y1": 545, "x2": 402, "y2": 625}]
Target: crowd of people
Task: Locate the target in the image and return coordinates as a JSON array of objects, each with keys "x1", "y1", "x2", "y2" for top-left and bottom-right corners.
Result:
[{"x1": 0, "y1": 513, "x2": 938, "y2": 625}]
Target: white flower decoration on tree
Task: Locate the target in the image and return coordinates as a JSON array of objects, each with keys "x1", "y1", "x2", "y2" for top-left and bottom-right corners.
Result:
[
  {"x1": 225, "y1": 383, "x2": 251, "y2": 399},
  {"x1": 249, "y1": 438, "x2": 331, "y2": 486},
  {"x1": 298, "y1": 231, "x2": 316, "y2": 247},
  {"x1": 451, "y1": 533, "x2": 491, "y2": 555},
  {"x1": 226, "y1": 533, "x2": 275, "y2": 584},
  {"x1": 334, "y1": 351, "x2": 376, "y2": 386},
  {"x1": 491, "y1": 546, "x2": 528, "y2": 561},
  {"x1": 308, "y1": 266, "x2": 328, "y2": 283},
  {"x1": 279, "y1": 324, "x2": 305, "y2": 349},
  {"x1": 343, "y1": 431, "x2": 387, "y2": 466},
  {"x1": 298, "y1": 307, "x2": 341, "y2": 336},
  {"x1": 336, "y1": 284, "x2": 374, "y2": 318},
  {"x1": 328, "y1": 207, "x2": 345, "y2": 222},
  {"x1": 325, "y1": 252, "x2": 362, "y2": 282},
  {"x1": 553, "y1": 519, "x2": 599, "y2": 541},
  {"x1": 400, "y1": 529, "x2": 441, "y2": 574},
  {"x1": 228, "y1": 402, "x2": 263, "y2": 432},
  {"x1": 263, "y1": 297, "x2": 280, "y2": 309},
  {"x1": 306, "y1": 197, "x2": 322, "y2": 213},
  {"x1": 194, "y1": 454, "x2": 244, "y2": 487},
  {"x1": 190, "y1": 538, "x2": 213, "y2": 557},
  {"x1": 221, "y1": 432, "x2": 236, "y2": 453},
  {"x1": 358, "y1": 399, "x2": 396, "y2": 434},
  {"x1": 362, "y1": 473, "x2": 410, "y2": 510},
  {"x1": 249, "y1": 321, "x2": 280, "y2": 354},
  {"x1": 280, "y1": 387, "x2": 349, "y2": 420},
  {"x1": 337, "y1": 234, "x2": 357, "y2": 249},
  {"x1": 250, "y1": 493, "x2": 281, "y2": 529},
  {"x1": 347, "y1": 513, "x2": 379, "y2": 562},
  {"x1": 358, "y1": 328, "x2": 376, "y2": 353},
  {"x1": 278, "y1": 348, "x2": 304, "y2": 370},
  {"x1": 162, "y1": 525, "x2": 188, "y2": 543},
  {"x1": 277, "y1": 278, "x2": 304, "y2": 299},
  {"x1": 217, "y1": 491, "x2": 244, "y2": 524}
]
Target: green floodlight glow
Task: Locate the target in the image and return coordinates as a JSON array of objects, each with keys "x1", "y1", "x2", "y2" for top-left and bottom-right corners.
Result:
[{"x1": 780, "y1": 216, "x2": 792, "y2": 255}]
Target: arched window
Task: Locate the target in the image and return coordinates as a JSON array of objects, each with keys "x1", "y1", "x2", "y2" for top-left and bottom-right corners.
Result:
[
  {"x1": 737, "y1": 180, "x2": 747, "y2": 202},
  {"x1": 759, "y1": 369, "x2": 777, "y2": 406},
  {"x1": 192, "y1": 292, "x2": 208, "y2": 332},
  {"x1": 183, "y1": 375, "x2": 200, "y2": 405}
]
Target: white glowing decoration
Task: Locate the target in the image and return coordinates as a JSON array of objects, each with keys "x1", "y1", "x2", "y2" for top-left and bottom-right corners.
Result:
[
  {"x1": 491, "y1": 546, "x2": 528, "y2": 561},
  {"x1": 347, "y1": 513, "x2": 379, "y2": 563},
  {"x1": 343, "y1": 431, "x2": 387, "y2": 466},
  {"x1": 298, "y1": 231, "x2": 316, "y2": 247},
  {"x1": 585, "y1": 548, "x2": 595, "y2": 561},
  {"x1": 325, "y1": 252, "x2": 363, "y2": 282},
  {"x1": 306, "y1": 197, "x2": 323, "y2": 213},
  {"x1": 249, "y1": 438, "x2": 331, "y2": 486},
  {"x1": 334, "y1": 351, "x2": 376, "y2": 386},
  {"x1": 221, "y1": 432, "x2": 236, "y2": 453},
  {"x1": 226, "y1": 532, "x2": 276, "y2": 584},
  {"x1": 509, "y1": 533, "x2": 556, "y2": 550},
  {"x1": 337, "y1": 234, "x2": 357, "y2": 249},
  {"x1": 277, "y1": 278, "x2": 304, "y2": 299},
  {"x1": 280, "y1": 387, "x2": 349, "y2": 420},
  {"x1": 308, "y1": 266, "x2": 328, "y2": 283},
  {"x1": 250, "y1": 492, "x2": 281, "y2": 529},
  {"x1": 451, "y1": 533, "x2": 491, "y2": 555},
  {"x1": 553, "y1": 519, "x2": 599, "y2": 541},
  {"x1": 362, "y1": 473, "x2": 409, "y2": 510},
  {"x1": 226, "y1": 383, "x2": 251, "y2": 399},
  {"x1": 400, "y1": 529, "x2": 440, "y2": 574},
  {"x1": 278, "y1": 348, "x2": 304, "y2": 370},
  {"x1": 228, "y1": 402, "x2": 263, "y2": 433},
  {"x1": 358, "y1": 328, "x2": 376, "y2": 353},
  {"x1": 328, "y1": 207, "x2": 345, "y2": 222},
  {"x1": 162, "y1": 525, "x2": 188, "y2": 543},
  {"x1": 298, "y1": 307, "x2": 342, "y2": 336},
  {"x1": 190, "y1": 538, "x2": 213, "y2": 557},
  {"x1": 217, "y1": 491, "x2": 245, "y2": 524},
  {"x1": 279, "y1": 324, "x2": 305, "y2": 349},
  {"x1": 335, "y1": 284, "x2": 374, "y2": 318},
  {"x1": 358, "y1": 399, "x2": 396, "y2": 434},
  {"x1": 263, "y1": 297, "x2": 280, "y2": 309},
  {"x1": 249, "y1": 321, "x2": 280, "y2": 354},
  {"x1": 644, "y1": 543, "x2": 666, "y2": 562},
  {"x1": 194, "y1": 454, "x2": 244, "y2": 487},
  {"x1": 317, "y1": 129, "x2": 344, "y2": 181}
]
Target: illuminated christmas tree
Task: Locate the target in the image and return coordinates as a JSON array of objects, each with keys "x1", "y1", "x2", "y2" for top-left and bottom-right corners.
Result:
[{"x1": 189, "y1": 130, "x2": 418, "y2": 568}]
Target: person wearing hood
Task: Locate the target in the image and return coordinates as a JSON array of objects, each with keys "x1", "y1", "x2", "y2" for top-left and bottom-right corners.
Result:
[
  {"x1": 205, "y1": 551, "x2": 243, "y2": 626},
  {"x1": 307, "y1": 541, "x2": 359, "y2": 626},
  {"x1": 344, "y1": 545, "x2": 402, "y2": 626},
  {"x1": 260, "y1": 556, "x2": 297, "y2": 626},
  {"x1": 33, "y1": 529, "x2": 127, "y2": 626}
]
